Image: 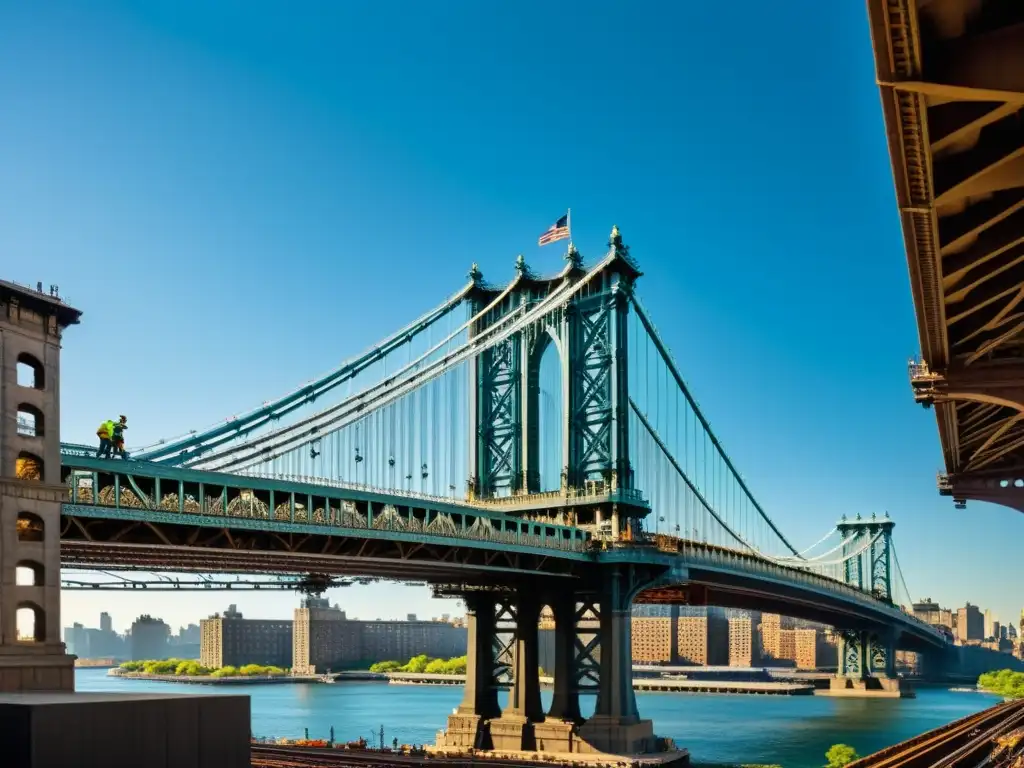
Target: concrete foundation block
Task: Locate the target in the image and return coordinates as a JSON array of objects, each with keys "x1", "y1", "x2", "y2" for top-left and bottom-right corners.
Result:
[
  {"x1": 0, "y1": 691, "x2": 251, "y2": 768},
  {"x1": 533, "y1": 718, "x2": 575, "y2": 754},
  {"x1": 439, "y1": 713, "x2": 489, "y2": 750},
  {"x1": 489, "y1": 715, "x2": 534, "y2": 751},
  {"x1": 825, "y1": 676, "x2": 914, "y2": 698},
  {"x1": 576, "y1": 715, "x2": 656, "y2": 754}
]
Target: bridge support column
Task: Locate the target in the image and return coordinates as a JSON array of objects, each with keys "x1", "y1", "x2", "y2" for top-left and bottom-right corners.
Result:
[
  {"x1": 830, "y1": 630, "x2": 909, "y2": 697},
  {"x1": 533, "y1": 593, "x2": 583, "y2": 754},
  {"x1": 577, "y1": 565, "x2": 655, "y2": 754},
  {"x1": 442, "y1": 592, "x2": 501, "y2": 749},
  {"x1": 490, "y1": 594, "x2": 544, "y2": 751},
  {"x1": 546, "y1": 594, "x2": 581, "y2": 722}
]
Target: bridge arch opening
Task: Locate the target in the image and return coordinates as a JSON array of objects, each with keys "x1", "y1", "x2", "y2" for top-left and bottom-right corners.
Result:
[
  {"x1": 16, "y1": 353, "x2": 44, "y2": 390},
  {"x1": 16, "y1": 602, "x2": 45, "y2": 642},
  {"x1": 15, "y1": 452, "x2": 44, "y2": 482},
  {"x1": 530, "y1": 330, "x2": 564, "y2": 493},
  {"x1": 16, "y1": 511, "x2": 44, "y2": 542},
  {"x1": 16, "y1": 561, "x2": 44, "y2": 587},
  {"x1": 16, "y1": 404, "x2": 44, "y2": 438}
]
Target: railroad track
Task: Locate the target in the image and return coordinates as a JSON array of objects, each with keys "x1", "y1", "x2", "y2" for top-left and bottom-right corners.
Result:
[
  {"x1": 850, "y1": 698, "x2": 1024, "y2": 768},
  {"x1": 251, "y1": 745, "x2": 578, "y2": 768}
]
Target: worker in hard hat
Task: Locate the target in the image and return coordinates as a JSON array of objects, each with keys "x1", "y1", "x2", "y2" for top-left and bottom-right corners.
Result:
[
  {"x1": 111, "y1": 416, "x2": 129, "y2": 460},
  {"x1": 96, "y1": 418, "x2": 116, "y2": 458}
]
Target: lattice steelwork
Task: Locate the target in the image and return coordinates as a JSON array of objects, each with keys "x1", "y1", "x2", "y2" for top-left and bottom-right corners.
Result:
[
  {"x1": 476, "y1": 337, "x2": 521, "y2": 497},
  {"x1": 838, "y1": 514, "x2": 894, "y2": 603}
]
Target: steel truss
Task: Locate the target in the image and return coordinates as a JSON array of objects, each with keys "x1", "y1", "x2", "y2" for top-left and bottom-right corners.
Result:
[
  {"x1": 60, "y1": 572, "x2": 347, "y2": 591},
  {"x1": 59, "y1": 512, "x2": 588, "y2": 584}
]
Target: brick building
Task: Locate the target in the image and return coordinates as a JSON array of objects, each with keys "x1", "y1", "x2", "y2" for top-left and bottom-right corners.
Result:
[
  {"x1": 200, "y1": 604, "x2": 292, "y2": 669},
  {"x1": 727, "y1": 617, "x2": 760, "y2": 667},
  {"x1": 292, "y1": 599, "x2": 466, "y2": 674}
]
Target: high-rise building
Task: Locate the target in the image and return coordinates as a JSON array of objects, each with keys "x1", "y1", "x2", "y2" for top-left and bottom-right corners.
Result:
[
  {"x1": 130, "y1": 615, "x2": 170, "y2": 661},
  {"x1": 912, "y1": 599, "x2": 953, "y2": 630},
  {"x1": 759, "y1": 613, "x2": 794, "y2": 661},
  {"x1": 727, "y1": 617, "x2": 760, "y2": 667},
  {"x1": 100, "y1": 613, "x2": 113, "y2": 633},
  {"x1": 200, "y1": 606, "x2": 292, "y2": 669},
  {"x1": 956, "y1": 604, "x2": 984, "y2": 643},
  {"x1": 794, "y1": 629, "x2": 817, "y2": 670},
  {"x1": 632, "y1": 618, "x2": 673, "y2": 663},
  {"x1": 64, "y1": 623, "x2": 87, "y2": 658},
  {"x1": 984, "y1": 610, "x2": 997, "y2": 640},
  {"x1": 676, "y1": 611, "x2": 728, "y2": 666}
]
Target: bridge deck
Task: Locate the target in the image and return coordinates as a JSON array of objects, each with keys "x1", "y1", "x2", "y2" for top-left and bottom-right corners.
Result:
[
  {"x1": 868, "y1": 0, "x2": 1024, "y2": 510},
  {"x1": 55, "y1": 455, "x2": 944, "y2": 645}
]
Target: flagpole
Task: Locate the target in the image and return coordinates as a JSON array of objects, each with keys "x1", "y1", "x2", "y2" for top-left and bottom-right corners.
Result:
[{"x1": 567, "y1": 208, "x2": 572, "y2": 245}]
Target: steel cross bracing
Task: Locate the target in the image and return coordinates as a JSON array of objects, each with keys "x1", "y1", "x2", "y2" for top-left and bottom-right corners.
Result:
[
  {"x1": 477, "y1": 337, "x2": 521, "y2": 497},
  {"x1": 572, "y1": 602, "x2": 601, "y2": 693}
]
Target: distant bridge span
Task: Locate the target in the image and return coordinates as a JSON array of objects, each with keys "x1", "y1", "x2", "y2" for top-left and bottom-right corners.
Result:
[{"x1": 867, "y1": 0, "x2": 1024, "y2": 512}]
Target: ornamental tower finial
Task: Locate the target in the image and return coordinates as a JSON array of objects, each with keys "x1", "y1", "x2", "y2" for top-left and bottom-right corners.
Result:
[
  {"x1": 565, "y1": 242, "x2": 583, "y2": 270},
  {"x1": 608, "y1": 224, "x2": 639, "y2": 270},
  {"x1": 468, "y1": 262, "x2": 482, "y2": 284},
  {"x1": 515, "y1": 254, "x2": 526, "y2": 273}
]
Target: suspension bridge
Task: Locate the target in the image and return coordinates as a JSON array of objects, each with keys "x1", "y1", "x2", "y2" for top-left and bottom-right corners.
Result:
[{"x1": 5, "y1": 230, "x2": 951, "y2": 755}]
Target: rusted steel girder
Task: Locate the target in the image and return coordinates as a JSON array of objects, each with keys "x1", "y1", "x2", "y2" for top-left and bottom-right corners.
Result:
[{"x1": 869, "y1": 0, "x2": 1024, "y2": 510}]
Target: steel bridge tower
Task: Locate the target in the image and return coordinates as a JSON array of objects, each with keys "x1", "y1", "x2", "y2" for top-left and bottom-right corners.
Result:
[
  {"x1": 833, "y1": 514, "x2": 904, "y2": 693},
  {"x1": 439, "y1": 229, "x2": 665, "y2": 755},
  {"x1": 466, "y1": 227, "x2": 649, "y2": 541}
]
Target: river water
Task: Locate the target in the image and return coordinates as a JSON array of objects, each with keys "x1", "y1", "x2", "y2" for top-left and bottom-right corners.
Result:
[{"x1": 77, "y1": 669, "x2": 999, "y2": 767}]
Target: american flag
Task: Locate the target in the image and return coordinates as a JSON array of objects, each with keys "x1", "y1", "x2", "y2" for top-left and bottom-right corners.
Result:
[{"x1": 538, "y1": 214, "x2": 570, "y2": 246}]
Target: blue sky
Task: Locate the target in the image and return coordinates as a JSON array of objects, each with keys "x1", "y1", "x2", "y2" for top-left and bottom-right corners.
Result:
[{"x1": 2, "y1": 1, "x2": 1019, "y2": 634}]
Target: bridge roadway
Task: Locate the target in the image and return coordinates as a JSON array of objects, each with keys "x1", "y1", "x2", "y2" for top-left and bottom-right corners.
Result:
[
  {"x1": 57, "y1": 449, "x2": 944, "y2": 650},
  {"x1": 866, "y1": 1, "x2": 1024, "y2": 513}
]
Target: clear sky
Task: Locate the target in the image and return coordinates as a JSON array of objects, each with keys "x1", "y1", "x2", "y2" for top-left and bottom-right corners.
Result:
[{"x1": 2, "y1": 1, "x2": 1019, "y2": 634}]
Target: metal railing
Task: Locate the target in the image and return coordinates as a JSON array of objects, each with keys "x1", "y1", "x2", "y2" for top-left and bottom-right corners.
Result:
[{"x1": 652, "y1": 536, "x2": 944, "y2": 640}]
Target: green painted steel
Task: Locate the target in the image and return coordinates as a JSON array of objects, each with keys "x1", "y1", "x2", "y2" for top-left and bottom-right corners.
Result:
[
  {"x1": 61, "y1": 502, "x2": 592, "y2": 560},
  {"x1": 838, "y1": 514, "x2": 895, "y2": 602},
  {"x1": 58, "y1": 452, "x2": 591, "y2": 554},
  {"x1": 466, "y1": 245, "x2": 641, "y2": 503}
]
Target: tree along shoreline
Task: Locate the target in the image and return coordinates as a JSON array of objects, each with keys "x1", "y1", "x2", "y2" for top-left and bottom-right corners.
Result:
[
  {"x1": 978, "y1": 670, "x2": 1024, "y2": 699},
  {"x1": 370, "y1": 654, "x2": 468, "y2": 676},
  {"x1": 113, "y1": 659, "x2": 292, "y2": 684}
]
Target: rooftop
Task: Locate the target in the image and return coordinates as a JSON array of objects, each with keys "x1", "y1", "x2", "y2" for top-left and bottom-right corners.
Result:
[{"x1": 0, "y1": 278, "x2": 82, "y2": 328}]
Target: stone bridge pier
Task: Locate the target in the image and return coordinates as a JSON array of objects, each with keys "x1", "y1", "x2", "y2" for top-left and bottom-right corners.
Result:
[
  {"x1": 829, "y1": 628, "x2": 911, "y2": 697},
  {"x1": 437, "y1": 565, "x2": 661, "y2": 756}
]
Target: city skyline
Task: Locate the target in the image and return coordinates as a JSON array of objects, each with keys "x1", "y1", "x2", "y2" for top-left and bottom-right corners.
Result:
[{"x1": 2, "y1": 0, "x2": 1021, "y2": 627}]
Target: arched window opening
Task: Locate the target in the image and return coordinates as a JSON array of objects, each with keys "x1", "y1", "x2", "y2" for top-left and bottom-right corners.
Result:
[
  {"x1": 16, "y1": 404, "x2": 44, "y2": 438},
  {"x1": 16, "y1": 603, "x2": 45, "y2": 642},
  {"x1": 16, "y1": 512, "x2": 44, "y2": 542},
  {"x1": 16, "y1": 561, "x2": 44, "y2": 586},
  {"x1": 16, "y1": 353, "x2": 44, "y2": 390},
  {"x1": 536, "y1": 338, "x2": 564, "y2": 493},
  {"x1": 15, "y1": 452, "x2": 43, "y2": 482}
]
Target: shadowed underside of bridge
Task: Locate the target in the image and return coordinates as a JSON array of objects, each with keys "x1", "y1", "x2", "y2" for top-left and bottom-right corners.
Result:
[{"x1": 868, "y1": 0, "x2": 1024, "y2": 511}]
